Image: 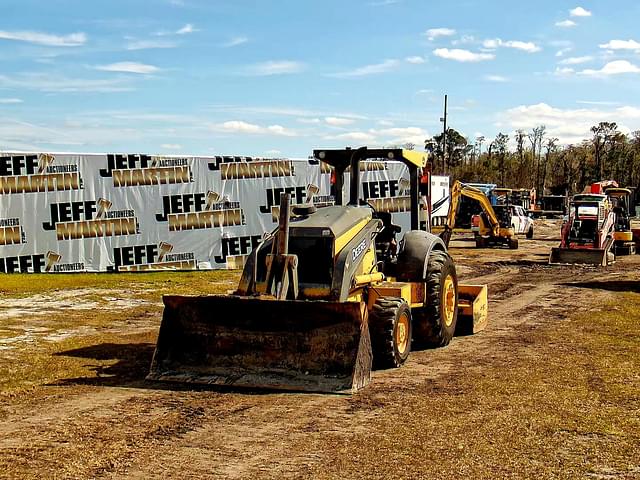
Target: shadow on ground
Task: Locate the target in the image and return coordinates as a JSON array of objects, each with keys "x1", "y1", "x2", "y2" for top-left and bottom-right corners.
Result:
[
  {"x1": 52, "y1": 342, "x2": 157, "y2": 388},
  {"x1": 50, "y1": 342, "x2": 341, "y2": 395},
  {"x1": 481, "y1": 258, "x2": 550, "y2": 267},
  {"x1": 560, "y1": 280, "x2": 640, "y2": 293}
]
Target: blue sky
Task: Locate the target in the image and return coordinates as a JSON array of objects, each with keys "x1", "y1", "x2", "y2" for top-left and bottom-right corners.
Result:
[{"x1": 1, "y1": 0, "x2": 639, "y2": 156}]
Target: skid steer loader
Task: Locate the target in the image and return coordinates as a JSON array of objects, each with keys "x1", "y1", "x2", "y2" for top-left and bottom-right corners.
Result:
[
  {"x1": 147, "y1": 147, "x2": 488, "y2": 393},
  {"x1": 549, "y1": 193, "x2": 616, "y2": 266}
]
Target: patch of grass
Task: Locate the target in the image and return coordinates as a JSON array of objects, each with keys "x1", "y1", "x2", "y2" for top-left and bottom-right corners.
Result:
[
  {"x1": 0, "y1": 271, "x2": 243, "y2": 396},
  {"x1": 0, "y1": 329, "x2": 156, "y2": 395},
  {"x1": 0, "y1": 270, "x2": 241, "y2": 296}
]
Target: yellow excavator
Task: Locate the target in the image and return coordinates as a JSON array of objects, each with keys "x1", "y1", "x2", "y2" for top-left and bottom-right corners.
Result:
[
  {"x1": 439, "y1": 181, "x2": 518, "y2": 249},
  {"x1": 147, "y1": 147, "x2": 488, "y2": 393},
  {"x1": 605, "y1": 187, "x2": 636, "y2": 255}
]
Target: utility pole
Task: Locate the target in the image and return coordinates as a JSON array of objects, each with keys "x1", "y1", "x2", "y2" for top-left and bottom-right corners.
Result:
[{"x1": 440, "y1": 94, "x2": 448, "y2": 174}]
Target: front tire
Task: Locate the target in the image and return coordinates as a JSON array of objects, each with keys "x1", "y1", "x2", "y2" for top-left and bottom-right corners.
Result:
[
  {"x1": 526, "y1": 226, "x2": 534, "y2": 239},
  {"x1": 413, "y1": 251, "x2": 458, "y2": 347},
  {"x1": 369, "y1": 297, "x2": 412, "y2": 369}
]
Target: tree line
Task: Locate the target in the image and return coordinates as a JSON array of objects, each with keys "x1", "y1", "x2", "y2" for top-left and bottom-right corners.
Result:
[{"x1": 424, "y1": 122, "x2": 640, "y2": 195}]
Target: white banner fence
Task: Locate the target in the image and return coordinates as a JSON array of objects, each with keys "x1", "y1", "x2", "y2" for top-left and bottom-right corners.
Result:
[{"x1": 0, "y1": 152, "x2": 448, "y2": 273}]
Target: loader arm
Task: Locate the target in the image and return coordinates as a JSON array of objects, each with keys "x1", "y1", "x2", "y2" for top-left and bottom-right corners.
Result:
[{"x1": 440, "y1": 181, "x2": 501, "y2": 246}]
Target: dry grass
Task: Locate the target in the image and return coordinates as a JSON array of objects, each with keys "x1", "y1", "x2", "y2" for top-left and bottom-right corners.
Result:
[
  {"x1": 0, "y1": 270, "x2": 240, "y2": 297},
  {"x1": 0, "y1": 268, "x2": 638, "y2": 479},
  {"x1": 0, "y1": 270, "x2": 240, "y2": 395},
  {"x1": 302, "y1": 293, "x2": 640, "y2": 479}
]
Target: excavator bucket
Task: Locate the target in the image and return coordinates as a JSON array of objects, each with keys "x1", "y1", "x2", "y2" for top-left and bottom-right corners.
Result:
[
  {"x1": 147, "y1": 295, "x2": 372, "y2": 393},
  {"x1": 549, "y1": 245, "x2": 614, "y2": 266}
]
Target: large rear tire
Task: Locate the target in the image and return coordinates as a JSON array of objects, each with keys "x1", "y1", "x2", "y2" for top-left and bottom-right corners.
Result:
[
  {"x1": 413, "y1": 251, "x2": 458, "y2": 347},
  {"x1": 369, "y1": 297, "x2": 412, "y2": 369}
]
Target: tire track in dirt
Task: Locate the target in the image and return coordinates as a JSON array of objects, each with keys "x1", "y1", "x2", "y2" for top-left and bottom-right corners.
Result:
[
  {"x1": 2, "y1": 240, "x2": 637, "y2": 478},
  {"x1": 110, "y1": 265, "x2": 617, "y2": 479}
]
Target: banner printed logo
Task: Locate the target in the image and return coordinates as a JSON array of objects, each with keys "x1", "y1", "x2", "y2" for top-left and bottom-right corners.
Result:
[
  {"x1": 214, "y1": 234, "x2": 263, "y2": 268},
  {"x1": 363, "y1": 178, "x2": 420, "y2": 213},
  {"x1": 42, "y1": 198, "x2": 140, "y2": 240},
  {"x1": 43, "y1": 251, "x2": 85, "y2": 272},
  {"x1": 268, "y1": 184, "x2": 335, "y2": 222},
  {"x1": 0, "y1": 153, "x2": 83, "y2": 194},
  {"x1": 99, "y1": 154, "x2": 193, "y2": 187},
  {"x1": 319, "y1": 160, "x2": 387, "y2": 175},
  {"x1": 155, "y1": 190, "x2": 245, "y2": 231},
  {"x1": 207, "y1": 156, "x2": 295, "y2": 180},
  {"x1": 0, "y1": 253, "x2": 46, "y2": 273},
  {"x1": 111, "y1": 242, "x2": 196, "y2": 271},
  {"x1": 0, "y1": 217, "x2": 26, "y2": 245}
]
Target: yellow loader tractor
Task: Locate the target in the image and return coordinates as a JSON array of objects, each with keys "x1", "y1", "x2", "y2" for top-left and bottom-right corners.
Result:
[{"x1": 147, "y1": 147, "x2": 488, "y2": 393}]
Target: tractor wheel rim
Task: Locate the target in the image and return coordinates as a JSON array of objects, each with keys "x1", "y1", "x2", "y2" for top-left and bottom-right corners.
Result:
[
  {"x1": 443, "y1": 275, "x2": 456, "y2": 327},
  {"x1": 395, "y1": 312, "x2": 410, "y2": 355}
]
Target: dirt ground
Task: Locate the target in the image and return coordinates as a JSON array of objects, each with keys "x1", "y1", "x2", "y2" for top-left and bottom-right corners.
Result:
[{"x1": 1, "y1": 219, "x2": 639, "y2": 479}]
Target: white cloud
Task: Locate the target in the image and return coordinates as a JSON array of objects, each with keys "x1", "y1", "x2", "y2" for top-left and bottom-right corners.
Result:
[
  {"x1": 482, "y1": 38, "x2": 541, "y2": 53},
  {"x1": 576, "y1": 100, "x2": 621, "y2": 106},
  {"x1": 424, "y1": 28, "x2": 456, "y2": 41},
  {"x1": 325, "y1": 116, "x2": 355, "y2": 126},
  {"x1": 559, "y1": 56, "x2": 593, "y2": 65},
  {"x1": 0, "y1": 30, "x2": 86, "y2": 47},
  {"x1": 0, "y1": 98, "x2": 23, "y2": 104},
  {"x1": 207, "y1": 104, "x2": 368, "y2": 121},
  {"x1": 554, "y1": 67, "x2": 575, "y2": 76},
  {"x1": 570, "y1": 7, "x2": 592, "y2": 17},
  {"x1": 433, "y1": 48, "x2": 494, "y2": 62},
  {"x1": 95, "y1": 62, "x2": 160, "y2": 74},
  {"x1": 214, "y1": 120, "x2": 297, "y2": 136},
  {"x1": 324, "y1": 126, "x2": 428, "y2": 146},
  {"x1": 369, "y1": 0, "x2": 400, "y2": 5},
  {"x1": 484, "y1": 74, "x2": 508, "y2": 82},
  {"x1": 246, "y1": 60, "x2": 305, "y2": 76},
  {"x1": 0, "y1": 73, "x2": 134, "y2": 92},
  {"x1": 161, "y1": 143, "x2": 182, "y2": 149},
  {"x1": 222, "y1": 36, "x2": 248, "y2": 47},
  {"x1": 176, "y1": 24, "x2": 196, "y2": 35},
  {"x1": 265, "y1": 149, "x2": 282, "y2": 155},
  {"x1": 579, "y1": 60, "x2": 640, "y2": 76},
  {"x1": 375, "y1": 126, "x2": 428, "y2": 145},
  {"x1": 555, "y1": 20, "x2": 577, "y2": 28},
  {"x1": 126, "y1": 39, "x2": 176, "y2": 50},
  {"x1": 451, "y1": 35, "x2": 475, "y2": 46},
  {"x1": 155, "y1": 23, "x2": 199, "y2": 36},
  {"x1": 405, "y1": 56, "x2": 425, "y2": 64},
  {"x1": 503, "y1": 102, "x2": 640, "y2": 144},
  {"x1": 297, "y1": 117, "x2": 321, "y2": 124},
  {"x1": 599, "y1": 39, "x2": 640, "y2": 50},
  {"x1": 326, "y1": 131, "x2": 377, "y2": 143},
  {"x1": 328, "y1": 59, "x2": 399, "y2": 77},
  {"x1": 555, "y1": 47, "x2": 573, "y2": 57}
]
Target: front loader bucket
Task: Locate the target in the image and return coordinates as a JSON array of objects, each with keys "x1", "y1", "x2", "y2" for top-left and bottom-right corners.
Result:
[
  {"x1": 549, "y1": 246, "x2": 613, "y2": 266},
  {"x1": 455, "y1": 284, "x2": 488, "y2": 335},
  {"x1": 147, "y1": 295, "x2": 372, "y2": 393}
]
